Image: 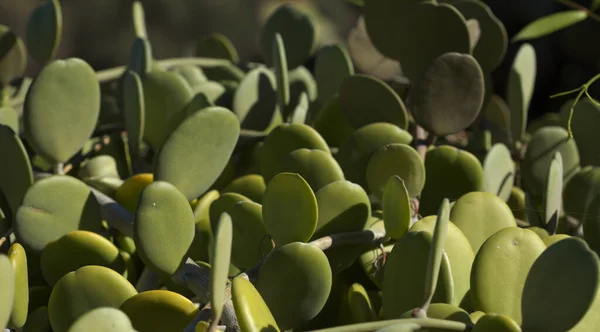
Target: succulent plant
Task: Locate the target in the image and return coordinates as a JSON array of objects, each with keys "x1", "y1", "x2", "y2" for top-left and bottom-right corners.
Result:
[{"x1": 3, "y1": 0, "x2": 600, "y2": 331}]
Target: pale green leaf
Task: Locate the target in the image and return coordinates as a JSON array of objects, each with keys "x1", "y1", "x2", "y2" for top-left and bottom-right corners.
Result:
[{"x1": 512, "y1": 10, "x2": 588, "y2": 42}]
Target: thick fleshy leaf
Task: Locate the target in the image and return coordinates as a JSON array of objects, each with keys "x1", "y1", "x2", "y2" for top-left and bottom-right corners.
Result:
[
  {"x1": 273, "y1": 33, "x2": 289, "y2": 115},
  {"x1": 7, "y1": 243, "x2": 28, "y2": 329},
  {"x1": 23, "y1": 58, "x2": 100, "y2": 164},
  {"x1": 128, "y1": 38, "x2": 152, "y2": 79},
  {"x1": 472, "y1": 314, "x2": 521, "y2": 332},
  {"x1": 341, "y1": 74, "x2": 408, "y2": 130},
  {"x1": 422, "y1": 199, "x2": 451, "y2": 312},
  {"x1": 364, "y1": 0, "x2": 471, "y2": 81},
  {"x1": 40, "y1": 230, "x2": 126, "y2": 286},
  {"x1": 367, "y1": 143, "x2": 425, "y2": 200},
  {"x1": 15, "y1": 175, "x2": 103, "y2": 253},
  {"x1": 276, "y1": 148, "x2": 344, "y2": 193},
  {"x1": 408, "y1": 52, "x2": 484, "y2": 136},
  {"x1": 256, "y1": 242, "x2": 332, "y2": 330},
  {"x1": 449, "y1": 191, "x2": 516, "y2": 253},
  {"x1": 383, "y1": 231, "x2": 454, "y2": 318},
  {"x1": 132, "y1": 1, "x2": 148, "y2": 38},
  {"x1": 512, "y1": 10, "x2": 587, "y2": 42},
  {"x1": 262, "y1": 173, "x2": 317, "y2": 246},
  {"x1": 521, "y1": 126, "x2": 580, "y2": 196},
  {"x1": 259, "y1": 123, "x2": 329, "y2": 183},
  {"x1": 315, "y1": 44, "x2": 354, "y2": 104},
  {"x1": 544, "y1": 152, "x2": 563, "y2": 234},
  {"x1": 0, "y1": 126, "x2": 33, "y2": 225},
  {"x1": 482, "y1": 143, "x2": 514, "y2": 201},
  {"x1": 336, "y1": 123, "x2": 413, "y2": 188},
  {"x1": 134, "y1": 181, "x2": 195, "y2": 276},
  {"x1": 211, "y1": 212, "x2": 233, "y2": 322},
  {"x1": 232, "y1": 67, "x2": 280, "y2": 132},
  {"x1": 120, "y1": 290, "x2": 197, "y2": 332},
  {"x1": 196, "y1": 33, "x2": 239, "y2": 63},
  {"x1": 48, "y1": 266, "x2": 137, "y2": 332},
  {"x1": 223, "y1": 174, "x2": 266, "y2": 203},
  {"x1": 420, "y1": 146, "x2": 484, "y2": 217},
  {"x1": 409, "y1": 215, "x2": 474, "y2": 306},
  {"x1": 0, "y1": 255, "x2": 15, "y2": 330},
  {"x1": 507, "y1": 43, "x2": 536, "y2": 144},
  {"x1": 68, "y1": 307, "x2": 135, "y2": 332},
  {"x1": 227, "y1": 201, "x2": 271, "y2": 269},
  {"x1": 382, "y1": 176, "x2": 411, "y2": 240},
  {"x1": 260, "y1": 4, "x2": 317, "y2": 69},
  {"x1": 25, "y1": 0, "x2": 62, "y2": 64},
  {"x1": 154, "y1": 106, "x2": 240, "y2": 201},
  {"x1": 0, "y1": 26, "x2": 26, "y2": 85},
  {"x1": 232, "y1": 276, "x2": 280, "y2": 332},
  {"x1": 471, "y1": 227, "x2": 545, "y2": 323},
  {"x1": 122, "y1": 70, "x2": 145, "y2": 157},
  {"x1": 521, "y1": 238, "x2": 600, "y2": 332}
]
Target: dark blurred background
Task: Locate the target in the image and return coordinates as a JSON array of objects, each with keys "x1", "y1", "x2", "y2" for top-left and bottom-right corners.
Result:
[{"x1": 1, "y1": 0, "x2": 599, "y2": 124}]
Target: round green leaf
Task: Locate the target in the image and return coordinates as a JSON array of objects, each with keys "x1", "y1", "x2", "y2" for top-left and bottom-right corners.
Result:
[
  {"x1": 40, "y1": 230, "x2": 126, "y2": 286},
  {"x1": 446, "y1": 0, "x2": 507, "y2": 71},
  {"x1": 15, "y1": 175, "x2": 103, "y2": 253},
  {"x1": 0, "y1": 26, "x2": 26, "y2": 85},
  {"x1": 311, "y1": 95, "x2": 354, "y2": 148},
  {"x1": 507, "y1": 43, "x2": 536, "y2": 144},
  {"x1": 340, "y1": 74, "x2": 408, "y2": 131},
  {"x1": 24, "y1": 58, "x2": 100, "y2": 164},
  {"x1": 196, "y1": 33, "x2": 239, "y2": 63},
  {"x1": 472, "y1": 313, "x2": 521, "y2": 332},
  {"x1": 134, "y1": 181, "x2": 195, "y2": 276},
  {"x1": 583, "y1": 195, "x2": 600, "y2": 256},
  {"x1": 521, "y1": 238, "x2": 600, "y2": 332},
  {"x1": 313, "y1": 180, "x2": 371, "y2": 239},
  {"x1": 263, "y1": 173, "x2": 317, "y2": 246},
  {"x1": 407, "y1": 52, "x2": 484, "y2": 136},
  {"x1": 315, "y1": 44, "x2": 354, "y2": 104},
  {"x1": 209, "y1": 192, "x2": 251, "y2": 231},
  {"x1": 0, "y1": 255, "x2": 15, "y2": 330},
  {"x1": 260, "y1": 4, "x2": 317, "y2": 69},
  {"x1": 0, "y1": 125, "x2": 33, "y2": 225},
  {"x1": 223, "y1": 174, "x2": 266, "y2": 203},
  {"x1": 141, "y1": 68, "x2": 193, "y2": 150},
  {"x1": 449, "y1": 191, "x2": 516, "y2": 253},
  {"x1": 22, "y1": 306, "x2": 51, "y2": 332},
  {"x1": 256, "y1": 242, "x2": 332, "y2": 330},
  {"x1": 382, "y1": 176, "x2": 411, "y2": 240},
  {"x1": 122, "y1": 70, "x2": 145, "y2": 157},
  {"x1": 420, "y1": 146, "x2": 484, "y2": 217},
  {"x1": 477, "y1": 95, "x2": 511, "y2": 146},
  {"x1": 277, "y1": 148, "x2": 344, "y2": 192},
  {"x1": 522, "y1": 126, "x2": 580, "y2": 196},
  {"x1": 470, "y1": 227, "x2": 545, "y2": 324},
  {"x1": 383, "y1": 231, "x2": 454, "y2": 318},
  {"x1": 364, "y1": 1, "x2": 471, "y2": 82},
  {"x1": 48, "y1": 265, "x2": 137, "y2": 332},
  {"x1": 482, "y1": 143, "x2": 514, "y2": 201},
  {"x1": 259, "y1": 123, "x2": 329, "y2": 183},
  {"x1": 289, "y1": 66, "x2": 317, "y2": 112},
  {"x1": 232, "y1": 276, "x2": 280, "y2": 332},
  {"x1": 211, "y1": 212, "x2": 233, "y2": 321},
  {"x1": 25, "y1": 0, "x2": 62, "y2": 64},
  {"x1": 232, "y1": 67, "x2": 281, "y2": 132},
  {"x1": 68, "y1": 307, "x2": 135, "y2": 332},
  {"x1": 172, "y1": 65, "x2": 208, "y2": 88},
  {"x1": 228, "y1": 201, "x2": 271, "y2": 269},
  {"x1": 367, "y1": 143, "x2": 425, "y2": 200},
  {"x1": 7, "y1": 243, "x2": 28, "y2": 329},
  {"x1": 120, "y1": 290, "x2": 197, "y2": 332},
  {"x1": 154, "y1": 106, "x2": 240, "y2": 201},
  {"x1": 336, "y1": 123, "x2": 413, "y2": 188}
]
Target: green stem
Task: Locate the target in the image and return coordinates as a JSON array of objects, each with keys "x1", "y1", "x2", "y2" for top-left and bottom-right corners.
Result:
[{"x1": 309, "y1": 318, "x2": 468, "y2": 332}]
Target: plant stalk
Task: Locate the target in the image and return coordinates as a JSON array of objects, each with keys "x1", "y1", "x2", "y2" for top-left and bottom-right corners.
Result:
[{"x1": 309, "y1": 318, "x2": 468, "y2": 332}]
